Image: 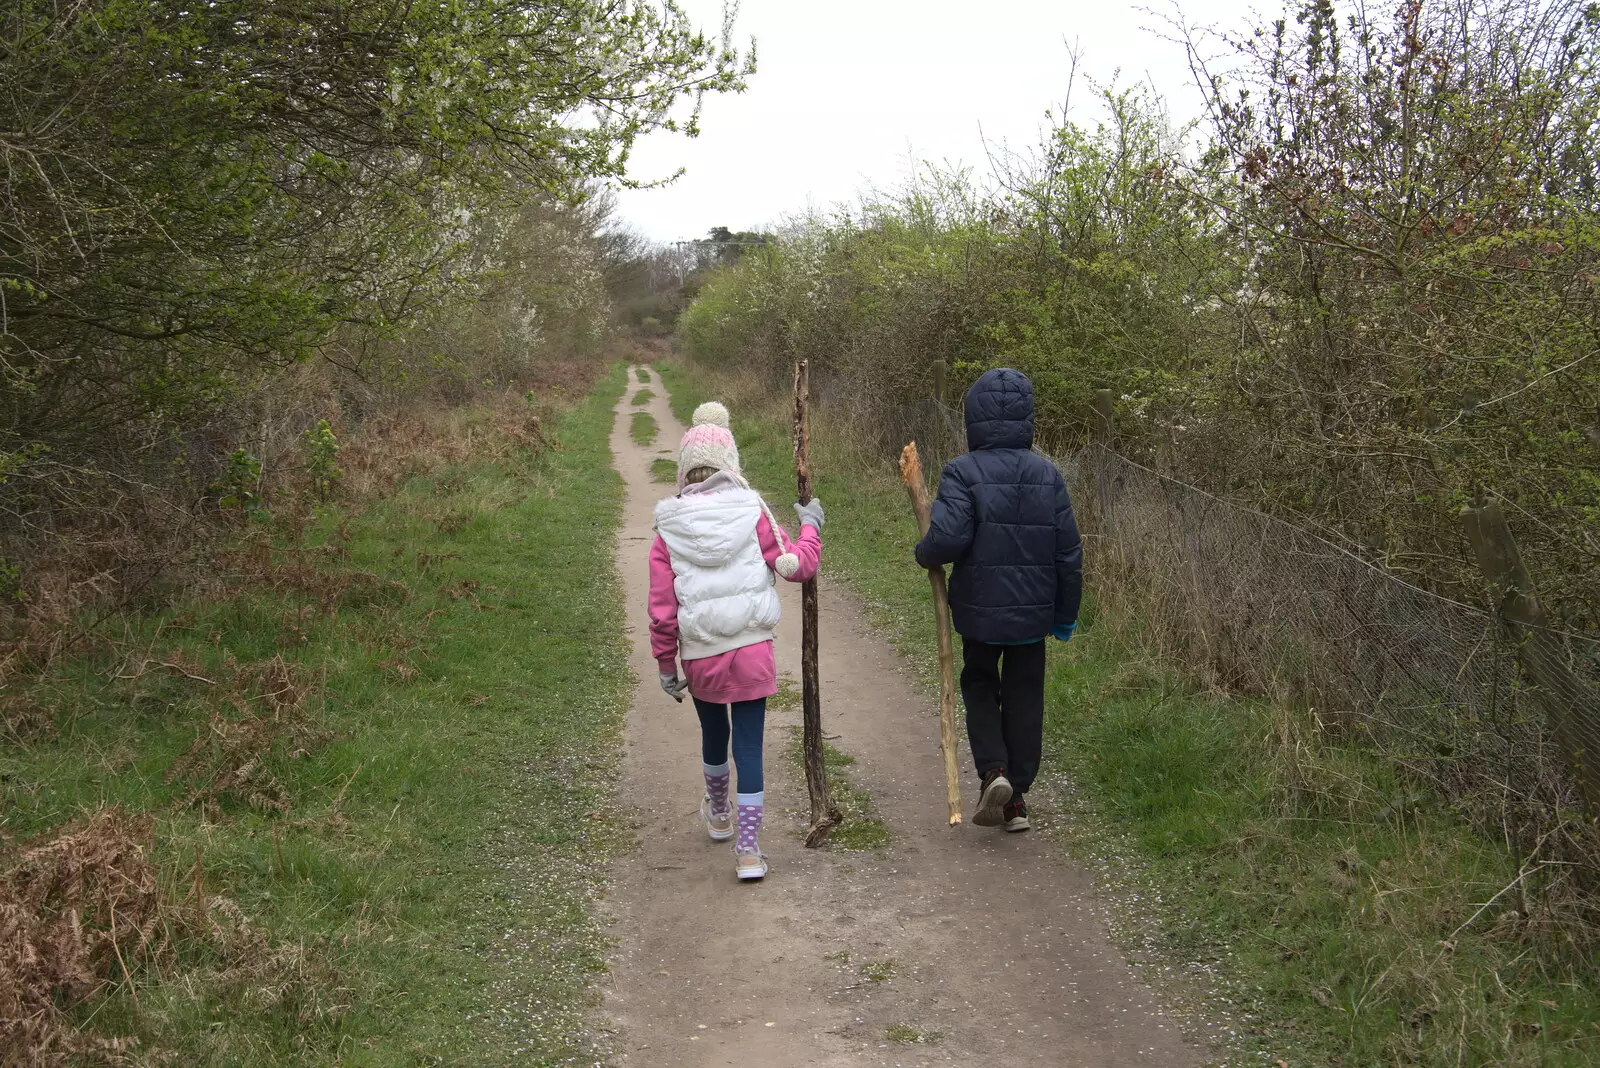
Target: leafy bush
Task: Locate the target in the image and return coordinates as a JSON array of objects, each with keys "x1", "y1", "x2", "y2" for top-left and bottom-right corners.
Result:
[
  {"x1": 213, "y1": 449, "x2": 266, "y2": 518},
  {"x1": 303, "y1": 422, "x2": 343, "y2": 501},
  {"x1": 0, "y1": 0, "x2": 750, "y2": 621},
  {"x1": 680, "y1": 0, "x2": 1600, "y2": 628}
]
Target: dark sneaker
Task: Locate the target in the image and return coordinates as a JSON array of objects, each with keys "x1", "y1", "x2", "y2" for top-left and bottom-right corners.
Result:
[
  {"x1": 972, "y1": 770, "x2": 1013, "y2": 827},
  {"x1": 1003, "y1": 799, "x2": 1030, "y2": 833}
]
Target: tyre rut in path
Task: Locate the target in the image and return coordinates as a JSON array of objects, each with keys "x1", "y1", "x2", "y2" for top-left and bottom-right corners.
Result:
[{"x1": 601, "y1": 365, "x2": 1202, "y2": 1067}]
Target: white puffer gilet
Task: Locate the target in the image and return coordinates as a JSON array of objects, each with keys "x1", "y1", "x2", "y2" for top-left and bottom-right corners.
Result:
[{"x1": 654, "y1": 476, "x2": 782, "y2": 660}]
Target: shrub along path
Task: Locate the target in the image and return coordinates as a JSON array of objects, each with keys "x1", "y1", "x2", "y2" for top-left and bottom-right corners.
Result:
[{"x1": 601, "y1": 366, "x2": 1199, "y2": 1066}]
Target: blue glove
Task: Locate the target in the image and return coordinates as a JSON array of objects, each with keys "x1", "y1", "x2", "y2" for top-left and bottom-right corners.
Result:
[
  {"x1": 1051, "y1": 622, "x2": 1077, "y2": 642},
  {"x1": 794, "y1": 498, "x2": 824, "y2": 530}
]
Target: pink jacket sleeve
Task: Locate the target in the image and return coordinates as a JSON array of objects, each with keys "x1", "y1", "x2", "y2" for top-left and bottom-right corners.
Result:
[
  {"x1": 757, "y1": 512, "x2": 822, "y2": 583},
  {"x1": 648, "y1": 535, "x2": 680, "y2": 674}
]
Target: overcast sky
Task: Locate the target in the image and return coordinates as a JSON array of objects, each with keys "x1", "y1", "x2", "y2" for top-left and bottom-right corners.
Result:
[{"x1": 613, "y1": 0, "x2": 1254, "y2": 243}]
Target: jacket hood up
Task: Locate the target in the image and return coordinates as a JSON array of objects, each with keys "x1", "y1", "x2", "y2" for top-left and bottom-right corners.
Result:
[{"x1": 964, "y1": 368, "x2": 1036, "y2": 451}]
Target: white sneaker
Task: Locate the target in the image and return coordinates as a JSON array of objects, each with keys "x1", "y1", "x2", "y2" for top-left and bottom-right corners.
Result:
[
  {"x1": 701, "y1": 795, "x2": 733, "y2": 841},
  {"x1": 735, "y1": 850, "x2": 768, "y2": 880}
]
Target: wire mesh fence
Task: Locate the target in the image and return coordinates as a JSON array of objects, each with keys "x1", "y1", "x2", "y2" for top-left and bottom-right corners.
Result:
[
  {"x1": 873, "y1": 396, "x2": 966, "y2": 476},
  {"x1": 865, "y1": 370, "x2": 1600, "y2": 895},
  {"x1": 1056, "y1": 443, "x2": 1600, "y2": 827},
  {"x1": 879, "y1": 384, "x2": 1600, "y2": 830}
]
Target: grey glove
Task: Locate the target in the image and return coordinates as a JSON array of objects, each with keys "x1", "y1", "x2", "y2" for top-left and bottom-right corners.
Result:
[
  {"x1": 794, "y1": 498, "x2": 825, "y2": 531},
  {"x1": 659, "y1": 672, "x2": 687, "y2": 702}
]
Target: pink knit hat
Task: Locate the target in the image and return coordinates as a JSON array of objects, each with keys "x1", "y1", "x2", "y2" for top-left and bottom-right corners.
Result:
[{"x1": 676, "y1": 401, "x2": 741, "y2": 490}]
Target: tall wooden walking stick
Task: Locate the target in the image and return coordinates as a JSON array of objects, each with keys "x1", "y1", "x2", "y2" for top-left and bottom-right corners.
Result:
[
  {"x1": 898, "y1": 441, "x2": 963, "y2": 825},
  {"x1": 794, "y1": 360, "x2": 842, "y2": 846}
]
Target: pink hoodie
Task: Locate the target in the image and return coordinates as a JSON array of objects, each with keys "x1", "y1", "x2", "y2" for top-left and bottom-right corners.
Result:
[{"x1": 649, "y1": 510, "x2": 821, "y2": 704}]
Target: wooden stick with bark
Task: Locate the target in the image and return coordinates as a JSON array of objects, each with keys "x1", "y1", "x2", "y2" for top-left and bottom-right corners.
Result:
[
  {"x1": 794, "y1": 360, "x2": 842, "y2": 846},
  {"x1": 898, "y1": 441, "x2": 963, "y2": 825}
]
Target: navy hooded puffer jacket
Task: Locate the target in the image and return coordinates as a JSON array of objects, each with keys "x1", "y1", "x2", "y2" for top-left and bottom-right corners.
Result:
[{"x1": 913, "y1": 368, "x2": 1083, "y2": 644}]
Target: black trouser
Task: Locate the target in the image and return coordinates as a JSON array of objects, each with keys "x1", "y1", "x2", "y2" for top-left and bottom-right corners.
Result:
[{"x1": 960, "y1": 637, "x2": 1047, "y2": 795}]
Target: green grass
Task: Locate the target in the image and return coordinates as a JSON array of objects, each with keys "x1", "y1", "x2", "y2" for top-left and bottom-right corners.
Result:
[
  {"x1": 775, "y1": 674, "x2": 890, "y2": 852},
  {"x1": 649, "y1": 457, "x2": 677, "y2": 483},
  {"x1": 631, "y1": 388, "x2": 654, "y2": 405},
  {"x1": 815, "y1": 738, "x2": 889, "y2": 850},
  {"x1": 656, "y1": 356, "x2": 1600, "y2": 1067},
  {"x1": 629, "y1": 410, "x2": 658, "y2": 446},
  {"x1": 1, "y1": 365, "x2": 633, "y2": 1063},
  {"x1": 635, "y1": 366, "x2": 649, "y2": 383},
  {"x1": 828, "y1": 813, "x2": 890, "y2": 851},
  {"x1": 781, "y1": 724, "x2": 890, "y2": 852},
  {"x1": 859, "y1": 958, "x2": 897, "y2": 982},
  {"x1": 886, "y1": 1023, "x2": 943, "y2": 1044}
]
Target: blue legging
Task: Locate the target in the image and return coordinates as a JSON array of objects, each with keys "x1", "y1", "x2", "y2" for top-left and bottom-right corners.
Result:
[{"x1": 694, "y1": 697, "x2": 766, "y2": 794}]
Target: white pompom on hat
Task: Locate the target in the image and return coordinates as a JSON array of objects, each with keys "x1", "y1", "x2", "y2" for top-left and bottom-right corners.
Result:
[
  {"x1": 692, "y1": 401, "x2": 731, "y2": 428},
  {"x1": 676, "y1": 401, "x2": 742, "y2": 489}
]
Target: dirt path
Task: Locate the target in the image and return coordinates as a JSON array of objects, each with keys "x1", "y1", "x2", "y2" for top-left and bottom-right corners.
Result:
[{"x1": 602, "y1": 366, "x2": 1203, "y2": 1067}]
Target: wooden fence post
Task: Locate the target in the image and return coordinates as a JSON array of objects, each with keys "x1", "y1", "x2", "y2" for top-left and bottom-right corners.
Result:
[
  {"x1": 1090, "y1": 389, "x2": 1116, "y2": 536},
  {"x1": 1091, "y1": 388, "x2": 1115, "y2": 445},
  {"x1": 1461, "y1": 500, "x2": 1600, "y2": 810},
  {"x1": 930, "y1": 358, "x2": 953, "y2": 460}
]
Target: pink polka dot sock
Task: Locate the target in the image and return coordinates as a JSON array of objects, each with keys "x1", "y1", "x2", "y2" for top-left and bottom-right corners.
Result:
[
  {"x1": 703, "y1": 762, "x2": 731, "y2": 817},
  {"x1": 735, "y1": 792, "x2": 764, "y2": 854}
]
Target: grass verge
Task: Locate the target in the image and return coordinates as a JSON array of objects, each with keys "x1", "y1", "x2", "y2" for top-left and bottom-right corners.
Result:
[
  {"x1": 0, "y1": 366, "x2": 632, "y2": 1063},
  {"x1": 631, "y1": 389, "x2": 654, "y2": 405},
  {"x1": 656, "y1": 355, "x2": 1600, "y2": 1067},
  {"x1": 649, "y1": 458, "x2": 677, "y2": 483}
]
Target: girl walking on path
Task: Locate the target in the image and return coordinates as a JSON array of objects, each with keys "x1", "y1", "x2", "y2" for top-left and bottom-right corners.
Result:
[{"x1": 648, "y1": 401, "x2": 824, "y2": 880}]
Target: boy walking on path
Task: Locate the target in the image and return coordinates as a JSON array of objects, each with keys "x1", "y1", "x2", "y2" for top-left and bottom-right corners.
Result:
[{"x1": 913, "y1": 368, "x2": 1083, "y2": 831}]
